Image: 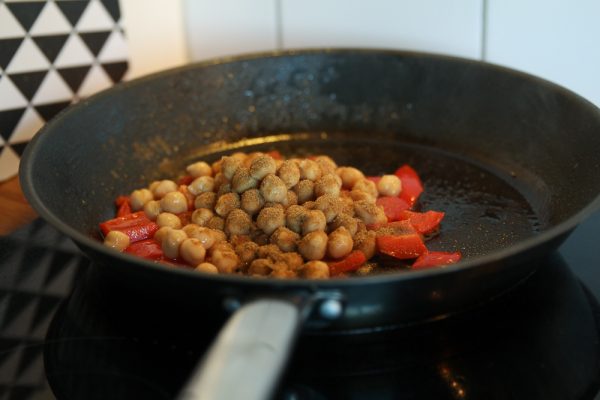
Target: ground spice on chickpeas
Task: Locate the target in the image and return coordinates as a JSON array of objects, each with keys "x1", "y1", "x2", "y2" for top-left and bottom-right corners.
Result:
[{"x1": 101, "y1": 151, "x2": 453, "y2": 279}]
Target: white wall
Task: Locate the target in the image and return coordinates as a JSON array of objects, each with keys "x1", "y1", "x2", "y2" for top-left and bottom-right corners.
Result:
[{"x1": 180, "y1": 0, "x2": 600, "y2": 106}]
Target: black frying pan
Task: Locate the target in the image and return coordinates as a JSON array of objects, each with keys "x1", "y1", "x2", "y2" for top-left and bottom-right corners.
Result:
[{"x1": 19, "y1": 50, "x2": 600, "y2": 399}]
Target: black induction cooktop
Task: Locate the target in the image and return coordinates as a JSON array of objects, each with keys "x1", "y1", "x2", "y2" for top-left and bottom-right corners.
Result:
[{"x1": 1, "y1": 213, "x2": 600, "y2": 400}]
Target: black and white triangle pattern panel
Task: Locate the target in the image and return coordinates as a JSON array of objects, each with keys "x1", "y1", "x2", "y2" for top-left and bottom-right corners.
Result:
[{"x1": 0, "y1": 0, "x2": 129, "y2": 181}]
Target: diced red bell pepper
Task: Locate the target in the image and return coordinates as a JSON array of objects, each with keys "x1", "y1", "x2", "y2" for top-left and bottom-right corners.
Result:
[
  {"x1": 399, "y1": 210, "x2": 445, "y2": 235},
  {"x1": 394, "y1": 165, "x2": 423, "y2": 208},
  {"x1": 376, "y1": 234, "x2": 427, "y2": 259},
  {"x1": 376, "y1": 196, "x2": 411, "y2": 222},
  {"x1": 328, "y1": 250, "x2": 367, "y2": 276},
  {"x1": 412, "y1": 251, "x2": 461, "y2": 270},
  {"x1": 366, "y1": 176, "x2": 381, "y2": 185},
  {"x1": 125, "y1": 239, "x2": 164, "y2": 261},
  {"x1": 178, "y1": 175, "x2": 194, "y2": 185},
  {"x1": 99, "y1": 211, "x2": 159, "y2": 243},
  {"x1": 116, "y1": 199, "x2": 131, "y2": 217},
  {"x1": 266, "y1": 150, "x2": 283, "y2": 160},
  {"x1": 177, "y1": 211, "x2": 193, "y2": 227}
]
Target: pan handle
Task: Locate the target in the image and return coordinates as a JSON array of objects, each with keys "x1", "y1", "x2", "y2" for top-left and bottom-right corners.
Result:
[{"x1": 176, "y1": 298, "x2": 301, "y2": 400}]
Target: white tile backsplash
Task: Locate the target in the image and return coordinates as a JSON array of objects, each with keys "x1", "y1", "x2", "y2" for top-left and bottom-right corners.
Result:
[
  {"x1": 485, "y1": 0, "x2": 600, "y2": 106},
  {"x1": 184, "y1": 0, "x2": 278, "y2": 61},
  {"x1": 281, "y1": 0, "x2": 483, "y2": 59}
]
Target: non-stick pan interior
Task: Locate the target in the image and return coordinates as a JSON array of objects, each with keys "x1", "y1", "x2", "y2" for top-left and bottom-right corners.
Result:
[{"x1": 21, "y1": 50, "x2": 600, "y2": 268}]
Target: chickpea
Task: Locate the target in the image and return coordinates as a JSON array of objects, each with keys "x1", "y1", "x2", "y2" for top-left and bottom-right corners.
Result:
[
  {"x1": 241, "y1": 189, "x2": 265, "y2": 216},
  {"x1": 336, "y1": 167, "x2": 365, "y2": 189},
  {"x1": 232, "y1": 166, "x2": 258, "y2": 193},
  {"x1": 196, "y1": 262, "x2": 219, "y2": 274},
  {"x1": 249, "y1": 154, "x2": 277, "y2": 180},
  {"x1": 377, "y1": 174, "x2": 402, "y2": 197},
  {"x1": 148, "y1": 181, "x2": 160, "y2": 192},
  {"x1": 285, "y1": 205, "x2": 307, "y2": 233},
  {"x1": 293, "y1": 179, "x2": 315, "y2": 204},
  {"x1": 214, "y1": 192, "x2": 241, "y2": 217},
  {"x1": 276, "y1": 252, "x2": 304, "y2": 271},
  {"x1": 103, "y1": 230, "x2": 130, "y2": 251},
  {"x1": 248, "y1": 258, "x2": 273, "y2": 276},
  {"x1": 188, "y1": 176, "x2": 215, "y2": 196},
  {"x1": 191, "y1": 208, "x2": 214, "y2": 226},
  {"x1": 194, "y1": 192, "x2": 217, "y2": 210},
  {"x1": 260, "y1": 174, "x2": 287, "y2": 203},
  {"x1": 350, "y1": 189, "x2": 376, "y2": 204},
  {"x1": 352, "y1": 179, "x2": 378, "y2": 199},
  {"x1": 156, "y1": 212, "x2": 182, "y2": 229},
  {"x1": 160, "y1": 191, "x2": 188, "y2": 214},
  {"x1": 314, "y1": 194, "x2": 343, "y2": 223},
  {"x1": 302, "y1": 209, "x2": 327, "y2": 235},
  {"x1": 271, "y1": 268, "x2": 297, "y2": 279},
  {"x1": 180, "y1": 238, "x2": 206, "y2": 265},
  {"x1": 303, "y1": 201, "x2": 316, "y2": 210},
  {"x1": 301, "y1": 261, "x2": 330, "y2": 279},
  {"x1": 354, "y1": 200, "x2": 387, "y2": 225},
  {"x1": 210, "y1": 243, "x2": 240, "y2": 274},
  {"x1": 338, "y1": 194, "x2": 356, "y2": 215},
  {"x1": 225, "y1": 209, "x2": 252, "y2": 236},
  {"x1": 281, "y1": 190, "x2": 298, "y2": 208},
  {"x1": 330, "y1": 213, "x2": 359, "y2": 236},
  {"x1": 211, "y1": 159, "x2": 223, "y2": 174},
  {"x1": 162, "y1": 229, "x2": 187, "y2": 259},
  {"x1": 143, "y1": 200, "x2": 161, "y2": 220},
  {"x1": 185, "y1": 226, "x2": 222, "y2": 249},
  {"x1": 277, "y1": 160, "x2": 300, "y2": 189},
  {"x1": 152, "y1": 180, "x2": 178, "y2": 199},
  {"x1": 315, "y1": 157, "x2": 337, "y2": 176},
  {"x1": 327, "y1": 227, "x2": 354, "y2": 259},
  {"x1": 298, "y1": 230, "x2": 328, "y2": 261},
  {"x1": 235, "y1": 241, "x2": 259, "y2": 266},
  {"x1": 243, "y1": 152, "x2": 265, "y2": 168},
  {"x1": 216, "y1": 183, "x2": 233, "y2": 198},
  {"x1": 186, "y1": 161, "x2": 213, "y2": 178},
  {"x1": 206, "y1": 216, "x2": 225, "y2": 231},
  {"x1": 257, "y1": 206, "x2": 285, "y2": 235},
  {"x1": 314, "y1": 174, "x2": 341, "y2": 198},
  {"x1": 231, "y1": 152, "x2": 248, "y2": 163},
  {"x1": 221, "y1": 156, "x2": 242, "y2": 180},
  {"x1": 298, "y1": 159, "x2": 322, "y2": 181},
  {"x1": 270, "y1": 226, "x2": 300, "y2": 252},
  {"x1": 353, "y1": 230, "x2": 377, "y2": 259},
  {"x1": 130, "y1": 188, "x2": 153, "y2": 211},
  {"x1": 257, "y1": 244, "x2": 282, "y2": 259},
  {"x1": 213, "y1": 172, "x2": 228, "y2": 191},
  {"x1": 153, "y1": 226, "x2": 172, "y2": 243}
]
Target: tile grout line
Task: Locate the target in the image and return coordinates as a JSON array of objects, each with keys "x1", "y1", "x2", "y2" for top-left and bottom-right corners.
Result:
[
  {"x1": 275, "y1": 0, "x2": 283, "y2": 50},
  {"x1": 481, "y1": 0, "x2": 489, "y2": 60}
]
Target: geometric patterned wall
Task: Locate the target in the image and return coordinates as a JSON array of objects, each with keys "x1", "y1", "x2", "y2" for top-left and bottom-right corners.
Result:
[{"x1": 0, "y1": 0, "x2": 128, "y2": 182}]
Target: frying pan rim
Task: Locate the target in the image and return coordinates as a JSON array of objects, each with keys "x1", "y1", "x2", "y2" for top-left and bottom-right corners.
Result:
[{"x1": 19, "y1": 48, "x2": 600, "y2": 288}]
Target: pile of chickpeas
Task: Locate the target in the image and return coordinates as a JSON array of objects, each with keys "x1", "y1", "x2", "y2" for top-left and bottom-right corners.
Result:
[{"x1": 103, "y1": 152, "x2": 403, "y2": 279}]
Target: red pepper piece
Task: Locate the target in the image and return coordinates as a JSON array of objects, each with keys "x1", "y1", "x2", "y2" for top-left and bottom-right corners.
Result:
[
  {"x1": 266, "y1": 150, "x2": 283, "y2": 160},
  {"x1": 116, "y1": 199, "x2": 132, "y2": 217},
  {"x1": 412, "y1": 251, "x2": 461, "y2": 270},
  {"x1": 399, "y1": 210, "x2": 445, "y2": 235},
  {"x1": 328, "y1": 250, "x2": 367, "y2": 276},
  {"x1": 178, "y1": 175, "x2": 194, "y2": 185},
  {"x1": 125, "y1": 239, "x2": 164, "y2": 261},
  {"x1": 99, "y1": 211, "x2": 159, "y2": 243},
  {"x1": 177, "y1": 211, "x2": 193, "y2": 227},
  {"x1": 394, "y1": 165, "x2": 423, "y2": 208},
  {"x1": 115, "y1": 195, "x2": 129, "y2": 207},
  {"x1": 376, "y1": 196, "x2": 411, "y2": 221},
  {"x1": 376, "y1": 234, "x2": 427, "y2": 259},
  {"x1": 366, "y1": 176, "x2": 381, "y2": 185},
  {"x1": 368, "y1": 220, "x2": 416, "y2": 235}
]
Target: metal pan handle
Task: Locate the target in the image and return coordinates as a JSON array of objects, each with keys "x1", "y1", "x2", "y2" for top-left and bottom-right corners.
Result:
[{"x1": 176, "y1": 299, "x2": 301, "y2": 400}]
